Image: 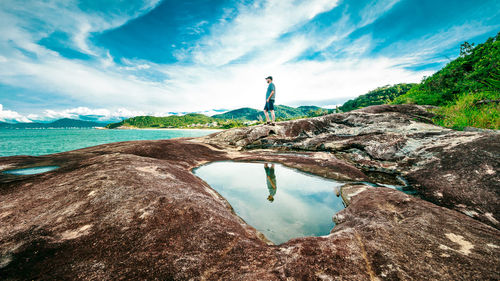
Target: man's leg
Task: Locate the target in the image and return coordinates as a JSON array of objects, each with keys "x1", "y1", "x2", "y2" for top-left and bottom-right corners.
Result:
[
  {"x1": 270, "y1": 110, "x2": 275, "y2": 122},
  {"x1": 264, "y1": 110, "x2": 270, "y2": 122}
]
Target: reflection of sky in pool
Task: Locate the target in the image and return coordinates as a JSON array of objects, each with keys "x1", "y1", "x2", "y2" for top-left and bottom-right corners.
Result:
[
  {"x1": 2, "y1": 166, "x2": 59, "y2": 175},
  {"x1": 194, "y1": 161, "x2": 345, "y2": 244}
]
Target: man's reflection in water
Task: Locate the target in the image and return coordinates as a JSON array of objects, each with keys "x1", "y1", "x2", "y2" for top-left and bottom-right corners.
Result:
[{"x1": 264, "y1": 163, "x2": 277, "y2": 202}]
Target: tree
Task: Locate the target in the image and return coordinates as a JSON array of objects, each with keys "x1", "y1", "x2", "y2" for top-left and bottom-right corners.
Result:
[{"x1": 459, "y1": 41, "x2": 475, "y2": 57}]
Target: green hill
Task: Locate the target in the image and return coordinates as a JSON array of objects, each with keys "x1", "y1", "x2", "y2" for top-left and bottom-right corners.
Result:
[
  {"x1": 212, "y1": 107, "x2": 261, "y2": 120},
  {"x1": 275, "y1": 105, "x2": 323, "y2": 119},
  {"x1": 212, "y1": 105, "x2": 328, "y2": 121},
  {"x1": 49, "y1": 118, "x2": 105, "y2": 128},
  {"x1": 339, "y1": 83, "x2": 416, "y2": 112},
  {"x1": 392, "y1": 32, "x2": 499, "y2": 130},
  {"x1": 297, "y1": 105, "x2": 326, "y2": 113},
  {"x1": 0, "y1": 118, "x2": 104, "y2": 129},
  {"x1": 106, "y1": 114, "x2": 216, "y2": 129}
]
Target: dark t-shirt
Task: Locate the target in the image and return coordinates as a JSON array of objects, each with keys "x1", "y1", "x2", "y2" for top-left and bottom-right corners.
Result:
[{"x1": 266, "y1": 83, "x2": 276, "y2": 101}]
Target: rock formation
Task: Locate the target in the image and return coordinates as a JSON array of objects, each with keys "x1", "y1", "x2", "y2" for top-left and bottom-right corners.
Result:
[{"x1": 1, "y1": 104, "x2": 498, "y2": 280}]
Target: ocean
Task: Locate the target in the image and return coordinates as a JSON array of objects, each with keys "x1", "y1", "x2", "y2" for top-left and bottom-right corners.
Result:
[{"x1": 0, "y1": 128, "x2": 219, "y2": 157}]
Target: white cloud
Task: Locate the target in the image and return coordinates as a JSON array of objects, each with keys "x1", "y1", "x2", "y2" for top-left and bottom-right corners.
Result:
[
  {"x1": 41, "y1": 107, "x2": 150, "y2": 121},
  {"x1": 0, "y1": 51, "x2": 187, "y2": 111},
  {"x1": 190, "y1": 0, "x2": 341, "y2": 66},
  {"x1": 0, "y1": 0, "x2": 161, "y2": 56},
  {"x1": 0, "y1": 104, "x2": 32, "y2": 122},
  {"x1": 73, "y1": 21, "x2": 95, "y2": 55},
  {"x1": 359, "y1": 0, "x2": 401, "y2": 27},
  {"x1": 186, "y1": 20, "x2": 210, "y2": 35},
  {"x1": 384, "y1": 21, "x2": 500, "y2": 60},
  {"x1": 120, "y1": 61, "x2": 152, "y2": 71}
]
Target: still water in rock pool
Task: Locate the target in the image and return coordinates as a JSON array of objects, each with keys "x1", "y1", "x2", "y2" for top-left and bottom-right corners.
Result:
[
  {"x1": 194, "y1": 161, "x2": 345, "y2": 244},
  {"x1": 2, "y1": 166, "x2": 59, "y2": 175}
]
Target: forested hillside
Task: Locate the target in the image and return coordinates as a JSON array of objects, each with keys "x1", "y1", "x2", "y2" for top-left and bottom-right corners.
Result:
[
  {"x1": 0, "y1": 118, "x2": 103, "y2": 129},
  {"x1": 212, "y1": 105, "x2": 328, "y2": 120},
  {"x1": 212, "y1": 107, "x2": 262, "y2": 120},
  {"x1": 339, "y1": 83, "x2": 416, "y2": 112},
  {"x1": 106, "y1": 114, "x2": 216, "y2": 129}
]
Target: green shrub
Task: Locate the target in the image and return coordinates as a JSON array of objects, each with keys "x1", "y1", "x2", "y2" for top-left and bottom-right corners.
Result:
[
  {"x1": 432, "y1": 91, "x2": 499, "y2": 130},
  {"x1": 340, "y1": 83, "x2": 416, "y2": 112}
]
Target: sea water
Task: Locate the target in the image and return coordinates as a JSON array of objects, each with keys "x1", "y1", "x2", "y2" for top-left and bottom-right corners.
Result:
[{"x1": 0, "y1": 128, "x2": 219, "y2": 157}]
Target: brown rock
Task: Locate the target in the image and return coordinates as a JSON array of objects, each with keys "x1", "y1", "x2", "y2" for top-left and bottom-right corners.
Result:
[{"x1": 339, "y1": 184, "x2": 373, "y2": 207}]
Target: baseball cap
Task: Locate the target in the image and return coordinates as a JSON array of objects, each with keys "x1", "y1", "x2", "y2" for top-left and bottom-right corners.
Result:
[{"x1": 265, "y1": 76, "x2": 273, "y2": 80}]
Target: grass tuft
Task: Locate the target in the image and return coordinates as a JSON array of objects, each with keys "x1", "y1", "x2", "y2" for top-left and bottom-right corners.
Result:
[{"x1": 432, "y1": 91, "x2": 499, "y2": 130}]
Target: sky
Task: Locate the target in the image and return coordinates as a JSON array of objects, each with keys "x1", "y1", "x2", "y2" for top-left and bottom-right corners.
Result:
[{"x1": 0, "y1": 0, "x2": 498, "y2": 123}]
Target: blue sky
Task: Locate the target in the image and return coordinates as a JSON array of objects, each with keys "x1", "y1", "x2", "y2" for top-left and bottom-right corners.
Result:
[{"x1": 0, "y1": 0, "x2": 498, "y2": 122}]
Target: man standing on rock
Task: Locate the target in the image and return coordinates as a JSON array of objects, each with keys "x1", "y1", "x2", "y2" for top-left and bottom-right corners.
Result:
[{"x1": 264, "y1": 76, "x2": 276, "y2": 124}]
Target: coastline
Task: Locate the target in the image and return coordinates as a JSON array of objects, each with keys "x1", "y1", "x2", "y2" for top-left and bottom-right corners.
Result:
[{"x1": 103, "y1": 127, "x2": 223, "y2": 132}]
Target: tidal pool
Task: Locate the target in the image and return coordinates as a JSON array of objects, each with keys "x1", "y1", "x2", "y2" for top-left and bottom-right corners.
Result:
[
  {"x1": 193, "y1": 161, "x2": 345, "y2": 244},
  {"x1": 2, "y1": 166, "x2": 59, "y2": 175}
]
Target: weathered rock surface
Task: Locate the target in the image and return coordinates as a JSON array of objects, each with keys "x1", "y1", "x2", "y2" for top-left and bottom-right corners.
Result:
[
  {"x1": 0, "y1": 104, "x2": 499, "y2": 280},
  {"x1": 339, "y1": 184, "x2": 372, "y2": 207}
]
